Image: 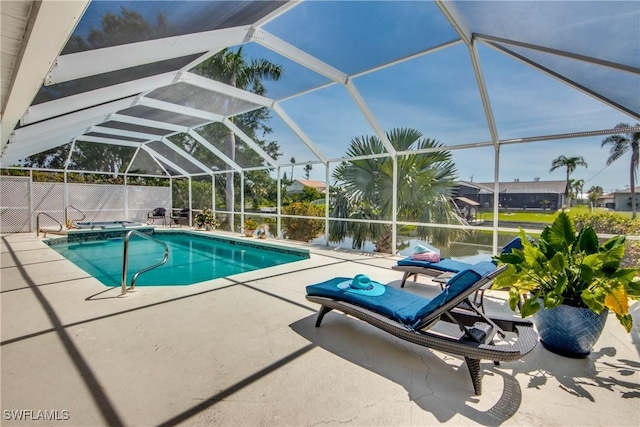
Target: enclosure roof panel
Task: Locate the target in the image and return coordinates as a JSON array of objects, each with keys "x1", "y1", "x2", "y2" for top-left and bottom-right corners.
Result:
[{"x1": 1, "y1": 0, "x2": 638, "y2": 180}]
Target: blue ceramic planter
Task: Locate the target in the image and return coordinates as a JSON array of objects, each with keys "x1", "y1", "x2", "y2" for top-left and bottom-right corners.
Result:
[{"x1": 534, "y1": 304, "x2": 608, "y2": 358}]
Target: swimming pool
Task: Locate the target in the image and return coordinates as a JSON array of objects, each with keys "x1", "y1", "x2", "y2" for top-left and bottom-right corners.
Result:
[{"x1": 47, "y1": 231, "x2": 309, "y2": 286}]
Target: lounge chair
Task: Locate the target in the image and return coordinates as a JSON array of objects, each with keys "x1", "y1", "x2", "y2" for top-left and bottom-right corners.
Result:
[
  {"x1": 392, "y1": 236, "x2": 527, "y2": 288},
  {"x1": 305, "y1": 265, "x2": 537, "y2": 395}
]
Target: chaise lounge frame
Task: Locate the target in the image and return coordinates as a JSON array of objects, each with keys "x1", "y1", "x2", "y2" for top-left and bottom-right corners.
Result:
[{"x1": 306, "y1": 266, "x2": 538, "y2": 395}]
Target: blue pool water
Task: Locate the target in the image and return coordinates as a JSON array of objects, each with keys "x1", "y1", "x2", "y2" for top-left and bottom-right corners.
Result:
[{"x1": 48, "y1": 232, "x2": 309, "y2": 286}]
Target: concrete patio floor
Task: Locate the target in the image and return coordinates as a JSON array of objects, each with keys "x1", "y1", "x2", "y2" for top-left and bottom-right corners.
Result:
[{"x1": 1, "y1": 231, "x2": 639, "y2": 426}]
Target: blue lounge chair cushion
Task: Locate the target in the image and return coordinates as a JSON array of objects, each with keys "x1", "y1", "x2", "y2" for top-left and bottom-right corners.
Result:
[
  {"x1": 397, "y1": 257, "x2": 471, "y2": 272},
  {"x1": 396, "y1": 259, "x2": 496, "y2": 277},
  {"x1": 501, "y1": 236, "x2": 525, "y2": 254},
  {"x1": 306, "y1": 269, "x2": 483, "y2": 328}
]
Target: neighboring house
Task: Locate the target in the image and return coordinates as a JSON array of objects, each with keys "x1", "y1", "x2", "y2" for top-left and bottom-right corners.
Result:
[
  {"x1": 286, "y1": 179, "x2": 327, "y2": 194},
  {"x1": 456, "y1": 180, "x2": 567, "y2": 210},
  {"x1": 596, "y1": 193, "x2": 615, "y2": 209},
  {"x1": 612, "y1": 186, "x2": 640, "y2": 212}
]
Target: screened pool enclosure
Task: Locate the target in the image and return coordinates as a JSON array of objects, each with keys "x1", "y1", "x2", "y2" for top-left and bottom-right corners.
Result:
[{"x1": 1, "y1": 1, "x2": 639, "y2": 255}]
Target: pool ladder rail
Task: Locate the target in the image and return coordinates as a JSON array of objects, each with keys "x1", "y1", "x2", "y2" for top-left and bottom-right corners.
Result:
[
  {"x1": 36, "y1": 212, "x2": 63, "y2": 237},
  {"x1": 121, "y1": 230, "x2": 169, "y2": 297},
  {"x1": 36, "y1": 205, "x2": 86, "y2": 237}
]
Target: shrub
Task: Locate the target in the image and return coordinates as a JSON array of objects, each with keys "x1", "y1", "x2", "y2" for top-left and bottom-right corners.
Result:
[
  {"x1": 282, "y1": 202, "x2": 324, "y2": 242},
  {"x1": 573, "y1": 212, "x2": 640, "y2": 268}
]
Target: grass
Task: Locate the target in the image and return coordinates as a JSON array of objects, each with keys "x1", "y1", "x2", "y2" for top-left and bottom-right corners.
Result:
[{"x1": 478, "y1": 206, "x2": 636, "y2": 224}]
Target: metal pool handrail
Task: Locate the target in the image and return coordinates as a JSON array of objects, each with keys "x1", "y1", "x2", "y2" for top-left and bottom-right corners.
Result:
[
  {"x1": 36, "y1": 212, "x2": 63, "y2": 237},
  {"x1": 121, "y1": 230, "x2": 169, "y2": 297},
  {"x1": 65, "y1": 205, "x2": 86, "y2": 227}
]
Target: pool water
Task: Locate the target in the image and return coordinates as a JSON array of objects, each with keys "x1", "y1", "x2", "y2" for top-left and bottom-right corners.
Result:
[{"x1": 49, "y1": 232, "x2": 309, "y2": 286}]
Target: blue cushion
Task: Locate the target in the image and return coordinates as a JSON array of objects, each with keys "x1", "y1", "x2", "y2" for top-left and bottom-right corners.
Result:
[
  {"x1": 397, "y1": 257, "x2": 473, "y2": 272},
  {"x1": 397, "y1": 258, "x2": 496, "y2": 277},
  {"x1": 501, "y1": 236, "x2": 524, "y2": 254},
  {"x1": 307, "y1": 278, "x2": 433, "y2": 325},
  {"x1": 467, "y1": 261, "x2": 497, "y2": 277},
  {"x1": 306, "y1": 269, "x2": 483, "y2": 328}
]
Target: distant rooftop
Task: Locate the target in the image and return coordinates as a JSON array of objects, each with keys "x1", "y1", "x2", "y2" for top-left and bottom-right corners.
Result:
[{"x1": 459, "y1": 180, "x2": 567, "y2": 194}]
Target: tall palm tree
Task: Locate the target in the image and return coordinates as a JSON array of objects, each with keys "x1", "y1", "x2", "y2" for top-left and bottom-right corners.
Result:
[
  {"x1": 194, "y1": 47, "x2": 283, "y2": 229},
  {"x1": 329, "y1": 128, "x2": 463, "y2": 253},
  {"x1": 549, "y1": 155, "x2": 588, "y2": 207},
  {"x1": 572, "y1": 178, "x2": 585, "y2": 204},
  {"x1": 290, "y1": 157, "x2": 296, "y2": 181},
  {"x1": 601, "y1": 123, "x2": 640, "y2": 219}
]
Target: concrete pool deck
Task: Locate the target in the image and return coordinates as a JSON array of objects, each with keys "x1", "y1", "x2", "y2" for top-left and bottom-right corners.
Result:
[{"x1": 1, "y1": 231, "x2": 639, "y2": 426}]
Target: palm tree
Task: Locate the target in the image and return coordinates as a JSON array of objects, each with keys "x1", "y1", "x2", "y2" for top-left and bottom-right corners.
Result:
[
  {"x1": 194, "y1": 47, "x2": 283, "y2": 229},
  {"x1": 290, "y1": 157, "x2": 296, "y2": 180},
  {"x1": 304, "y1": 163, "x2": 313, "y2": 180},
  {"x1": 329, "y1": 128, "x2": 463, "y2": 253},
  {"x1": 549, "y1": 155, "x2": 588, "y2": 207},
  {"x1": 601, "y1": 123, "x2": 640, "y2": 219},
  {"x1": 572, "y1": 179, "x2": 585, "y2": 205}
]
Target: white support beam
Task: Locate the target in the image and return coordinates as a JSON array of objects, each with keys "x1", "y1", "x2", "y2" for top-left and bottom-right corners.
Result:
[
  {"x1": 2, "y1": 132, "x2": 78, "y2": 165},
  {"x1": 222, "y1": 118, "x2": 277, "y2": 168},
  {"x1": 343, "y1": 80, "x2": 396, "y2": 155},
  {"x1": 435, "y1": 1, "x2": 472, "y2": 45},
  {"x1": 467, "y1": 45, "x2": 500, "y2": 144},
  {"x1": 435, "y1": 0, "x2": 499, "y2": 144},
  {"x1": 272, "y1": 103, "x2": 327, "y2": 164},
  {"x1": 179, "y1": 72, "x2": 274, "y2": 108},
  {"x1": 250, "y1": 28, "x2": 348, "y2": 83},
  {"x1": 109, "y1": 114, "x2": 191, "y2": 134},
  {"x1": 46, "y1": 26, "x2": 251, "y2": 84},
  {"x1": 74, "y1": 136, "x2": 143, "y2": 148},
  {"x1": 89, "y1": 125, "x2": 163, "y2": 142},
  {"x1": 140, "y1": 145, "x2": 190, "y2": 177},
  {"x1": 187, "y1": 129, "x2": 242, "y2": 172},
  {"x1": 1, "y1": 0, "x2": 89, "y2": 150},
  {"x1": 15, "y1": 96, "x2": 138, "y2": 139},
  {"x1": 22, "y1": 72, "x2": 180, "y2": 125},
  {"x1": 253, "y1": 1, "x2": 302, "y2": 27},
  {"x1": 160, "y1": 137, "x2": 213, "y2": 176},
  {"x1": 137, "y1": 98, "x2": 225, "y2": 123}
]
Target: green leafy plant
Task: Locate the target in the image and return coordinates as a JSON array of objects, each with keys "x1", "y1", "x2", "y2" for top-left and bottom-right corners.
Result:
[
  {"x1": 194, "y1": 208, "x2": 219, "y2": 229},
  {"x1": 493, "y1": 211, "x2": 640, "y2": 332},
  {"x1": 244, "y1": 218, "x2": 259, "y2": 230}
]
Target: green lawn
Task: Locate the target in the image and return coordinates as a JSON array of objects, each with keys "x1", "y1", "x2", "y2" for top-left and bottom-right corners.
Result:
[{"x1": 478, "y1": 206, "x2": 636, "y2": 224}]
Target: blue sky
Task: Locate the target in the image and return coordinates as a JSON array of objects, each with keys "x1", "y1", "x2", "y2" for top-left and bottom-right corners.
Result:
[{"x1": 74, "y1": 1, "x2": 639, "y2": 193}]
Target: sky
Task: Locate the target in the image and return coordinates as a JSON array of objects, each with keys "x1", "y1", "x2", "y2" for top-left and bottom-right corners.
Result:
[{"x1": 66, "y1": 1, "x2": 640, "y2": 193}]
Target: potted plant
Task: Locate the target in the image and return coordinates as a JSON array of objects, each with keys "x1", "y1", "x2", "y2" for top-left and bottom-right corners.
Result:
[
  {"x1": 194, "y1": 209, "x2": 218, "y2": 231},
  {"x1": 493, "y1": 211, "x2": 639, "y2": 357},
  {"x1": 244, "y1": 218, "x2": 259, "y2": 237}
]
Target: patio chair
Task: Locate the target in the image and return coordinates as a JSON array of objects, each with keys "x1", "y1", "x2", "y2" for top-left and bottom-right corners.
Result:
[
  {"x1": 305, "y1": 265, "x2": 537, "y2": 395},
  {"x1": 170, "y1": 208, "x2": 190, "y2": 227},
  {"x1": 147, "y1": 207, "x2": 167, "y2": 226}
]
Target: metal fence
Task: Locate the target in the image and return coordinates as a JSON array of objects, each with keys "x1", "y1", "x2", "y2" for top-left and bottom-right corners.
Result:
[{"x1": 0, "y1": 176, "x2": 170, "y2": 233}]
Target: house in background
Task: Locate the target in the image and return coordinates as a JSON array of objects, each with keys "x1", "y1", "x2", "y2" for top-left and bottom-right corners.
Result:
[
  {"x1": 286, "y1": 179, "x2": 327, "y2": 194},
  {"x1": 596, "y1": 193, "x2": 615, "y2": 209},
  {"x1": 612, "y1": 186, "x2": 640, "y2": 211},
  {"x1": 456, "y1": 180, "x2": 567, "y2": 210}
]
